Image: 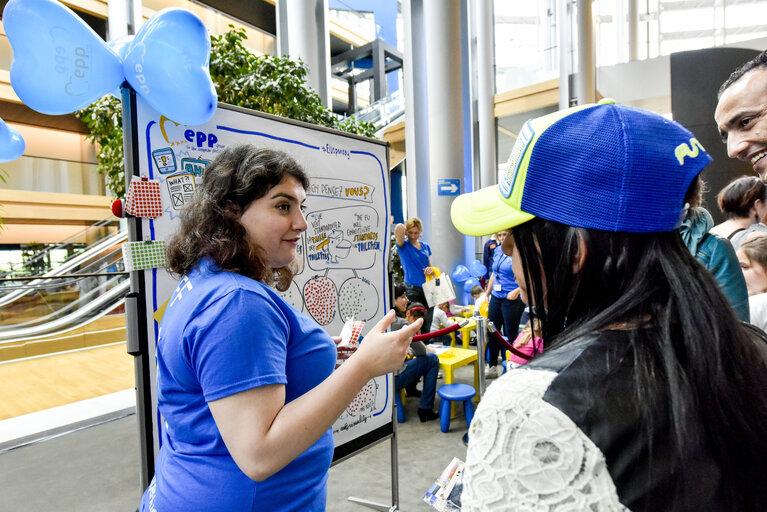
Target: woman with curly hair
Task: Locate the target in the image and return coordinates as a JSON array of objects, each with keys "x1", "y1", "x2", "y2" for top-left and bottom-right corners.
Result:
[{"x1": 140, "y1": 145, "x2": 421, "y2": 512}]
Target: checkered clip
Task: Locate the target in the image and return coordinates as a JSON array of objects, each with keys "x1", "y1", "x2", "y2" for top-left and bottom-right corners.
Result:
[
  {"x1": 125, "y1": 177, "x2": 163, "y2": 219},
  {"x1": 122, "y1": 240, "x2": 167, "y2": 272},
  {"x1": 338, "y1": 318, "x2": 365, "y2": 347}
]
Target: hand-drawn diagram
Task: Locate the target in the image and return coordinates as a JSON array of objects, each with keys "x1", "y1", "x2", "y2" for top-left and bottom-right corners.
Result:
[
  {"x1": 305, "y1": 206, "x2": 380, "y2": 271},
  {"x1": 318, "y1": 229, "x2": 352, "y2": 263},
  {"x1": 278, "y1": 280, "x2": 304, "y2": 312},
  {"x1": 338, "y1": 273, "x2": 379, "y2": 322},
  {"x1": 179, "y1": 157, "x2": 209, "y2": 177},
  {"x1": 152, "y1": 147, "x2": 177, "y2": 174},
  {"x1": 294, "y1": 238, "x2": 305, "y2": 275},
  {"x1": 346, "y1": 379, "x2": 379, "y2": 416},
  {"x1": 303, "y1": 274, "x2": 338, "y2": 325},
  {"x1": 306, "y1": 177, "x2": 375, "y2": 204},
  {"x1": 165, "y1": 173, "x2": 196, "y2": 210}
]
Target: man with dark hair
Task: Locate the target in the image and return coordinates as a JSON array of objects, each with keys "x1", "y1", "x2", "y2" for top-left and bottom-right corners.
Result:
[{"x1": 715, "y1": 50, "x2": 767, "y2": 178}]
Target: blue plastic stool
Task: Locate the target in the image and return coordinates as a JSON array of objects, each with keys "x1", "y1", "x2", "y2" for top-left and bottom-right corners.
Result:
[
  {"x1": 395, "y1": 389, "x2": 406, "y2": 423},
  {"x1": 437, "y1": 383, "x2": 476, "y2": 433}
]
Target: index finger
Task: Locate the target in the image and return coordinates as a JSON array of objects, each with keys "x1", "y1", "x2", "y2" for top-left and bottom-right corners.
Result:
[
  {"x1": 396, "y1": 318, "x2": 423, "y2": 340},
  {"x1": 369, "y1": 310, "x2": 397, "y2": 334}
]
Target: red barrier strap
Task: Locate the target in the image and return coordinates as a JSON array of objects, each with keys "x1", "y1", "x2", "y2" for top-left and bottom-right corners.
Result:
[
  {"x1": 488, "y1": 328, "x2": 533, "y2": 361},
  {"x1": 412, "y1": 321, "x2": 461, "y2": 341}
]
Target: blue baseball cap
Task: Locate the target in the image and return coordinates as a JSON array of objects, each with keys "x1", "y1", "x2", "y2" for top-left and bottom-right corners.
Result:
[{"x1": 451, "y1": 100, "x2": 712, "y2": 236}]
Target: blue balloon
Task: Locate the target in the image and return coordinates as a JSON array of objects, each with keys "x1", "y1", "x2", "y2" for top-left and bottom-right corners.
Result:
[
  {"x1": 3, "y1": 0, "x2": 123, "y2": 115},
  {"x1": 0, "y1": 118, "x2": 25, "y2": 163},
  {"x1": 107, "y1": 35, "x2": 134, "y2": 99},
  {"x1": 452, "y1": 264, "x2": 472, "y2": 283},
  {"x1": 469, "y1": 259, "x2": 487, "y2": 278},
  {"x1": 123, "y1": 8, "x2": 217, "y2": 126},
  {"x1": 108, "y1": 35, "x2": 134, "y2": 60},
  {"x1": 463, "y1": 277, "x2": 479, "y2": 294}
]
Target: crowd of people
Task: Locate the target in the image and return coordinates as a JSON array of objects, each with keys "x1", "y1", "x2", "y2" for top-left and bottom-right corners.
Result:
[
  {"x1": 450, "y1": 53, "x2": 767, "y2": 510},
  {"x1": 140, "y1": 50, "x2": 767, "y2": 511}
]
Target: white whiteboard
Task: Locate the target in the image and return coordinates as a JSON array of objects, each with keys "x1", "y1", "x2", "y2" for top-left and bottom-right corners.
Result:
[{"x1": 128, "y1": 95, "x2": 394, "y2": 462}]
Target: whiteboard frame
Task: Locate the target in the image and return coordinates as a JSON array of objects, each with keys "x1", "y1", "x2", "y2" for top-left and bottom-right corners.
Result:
[{"x1": 122, "y1": 86, "x2": 399, "y2": 504}]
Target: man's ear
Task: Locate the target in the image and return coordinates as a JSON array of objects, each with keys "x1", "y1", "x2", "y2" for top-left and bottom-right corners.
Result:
[{"x1": 573, "y1": 232, "x2": 588, "y2": 274}]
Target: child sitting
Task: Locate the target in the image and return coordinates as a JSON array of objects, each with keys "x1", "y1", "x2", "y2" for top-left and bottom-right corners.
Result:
[
  {"x1": 450, "y1": 285, "x2": 485, "y2": 317},
  {"x1": 430, "y1": 302, "x2": 458, "y2": 345},
  {"x1": 505, "y1": 318, "x2": 544, "y2": 369}
]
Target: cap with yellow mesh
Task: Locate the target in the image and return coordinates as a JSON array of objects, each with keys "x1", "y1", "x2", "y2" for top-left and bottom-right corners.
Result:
[{"x1": 451, "y1": 100, "x2": 712, "y2": 236}]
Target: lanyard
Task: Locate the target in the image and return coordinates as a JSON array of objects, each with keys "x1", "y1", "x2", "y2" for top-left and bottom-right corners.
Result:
[{"x1": 494, "y1": 252, "x2": 508, "y2": 276}]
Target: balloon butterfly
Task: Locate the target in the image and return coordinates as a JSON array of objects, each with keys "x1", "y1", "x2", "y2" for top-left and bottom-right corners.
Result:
[{"x1": 1, "y1": 0, "x2": 218, "y2": 162}]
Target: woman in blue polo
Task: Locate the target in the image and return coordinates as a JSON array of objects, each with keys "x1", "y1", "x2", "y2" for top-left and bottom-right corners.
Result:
[
  {"x1": 140, "y1": 145, "x2": 421, "y2": 512},
  {"x1": 394, "y1": 217, "x2": 433, "y2": 306},
  {"x1": 482, "y1": 228, "x2": 526, "y2": 378}
]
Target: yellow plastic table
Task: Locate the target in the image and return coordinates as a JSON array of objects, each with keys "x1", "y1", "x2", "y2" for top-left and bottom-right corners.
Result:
[
  {"x1": 437, "y1": 347, "x2": 479, "y2": 418},
  {"x1": 448, "y1": 319, "x2": 477, "y2": 349}
]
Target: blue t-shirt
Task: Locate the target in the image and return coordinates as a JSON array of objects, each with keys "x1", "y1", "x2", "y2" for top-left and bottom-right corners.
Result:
[
  {"x1": 141, "y1": 258, "x2": 336, "y2": 511},
  {"x1": 398, "y1": 240, "x2": 432, "y2": 286},
  {"x1": 490, "y1": 245, "x2": 519, "y2": 299}
]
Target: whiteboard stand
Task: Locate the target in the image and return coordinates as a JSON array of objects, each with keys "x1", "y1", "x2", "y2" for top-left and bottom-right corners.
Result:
[
  {"x1": 121, "y1": 84, "x2": 156, "y2": 492},
  {"x1": 347, "y1": 404, "x2": 400, "y2": 511}
]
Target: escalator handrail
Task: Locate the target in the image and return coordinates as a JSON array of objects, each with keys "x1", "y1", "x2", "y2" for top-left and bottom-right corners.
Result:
[
  {"x1": 0, "y1": 279, "x2": 130, "y2": 343},
  {"x1": 0, "y1": 231, "x2": 128, "y2": 307},
  {"x1": 0, "y1": 272, "x2": 128, "y2": 332}
]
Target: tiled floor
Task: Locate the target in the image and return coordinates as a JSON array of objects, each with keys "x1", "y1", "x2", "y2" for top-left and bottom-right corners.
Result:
[{"x1": 0, "y1": 358, "x2": 479, "y2": 511}]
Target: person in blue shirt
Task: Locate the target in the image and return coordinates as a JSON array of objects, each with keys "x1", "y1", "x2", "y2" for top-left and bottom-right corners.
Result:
[
  {"x1": 394, "y1": 217, "x2": 433, "y2": 305},
  {"x1": 481, "y1": 229, "x2": 526, "y2": 378},
  {"x1": 139, "y1": 145, "x2": 422, "y2": 512},
  {"x1": 481, "y1": 233, "x2": 500, "y2": 287}
]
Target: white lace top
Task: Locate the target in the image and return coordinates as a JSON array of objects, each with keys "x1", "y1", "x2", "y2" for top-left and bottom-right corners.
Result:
[{"x1": 462, "y1": 369, "x2": 630, "y2": 511}]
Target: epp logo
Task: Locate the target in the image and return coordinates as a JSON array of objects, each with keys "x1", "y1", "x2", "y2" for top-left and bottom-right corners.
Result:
[{"x1": 184, "y1": 129, "x2": 218, "y2": 148}]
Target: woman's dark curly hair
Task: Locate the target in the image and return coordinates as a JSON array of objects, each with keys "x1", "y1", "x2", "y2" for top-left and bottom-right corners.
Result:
[{"x1": 166, "y1": 144, "x2": 309, "y2": 291}]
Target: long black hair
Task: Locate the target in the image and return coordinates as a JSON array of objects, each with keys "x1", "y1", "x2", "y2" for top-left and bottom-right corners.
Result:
[{"x1": 513, "y1": 217, "x2": 767, "y2": 508}]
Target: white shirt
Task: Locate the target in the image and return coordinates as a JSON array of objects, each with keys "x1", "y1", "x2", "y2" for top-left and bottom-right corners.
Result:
[
  {"x1": 749, "y1": 292, "x2": 767, "y2": 332},
  {"x1": 430, "y1": 307, "x2": 456, "y2": 332}
]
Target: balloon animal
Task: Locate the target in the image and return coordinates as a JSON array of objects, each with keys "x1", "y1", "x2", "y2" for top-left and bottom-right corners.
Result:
[{"x1": 3, "y1": 0, "x2": 217, "y2": 126}]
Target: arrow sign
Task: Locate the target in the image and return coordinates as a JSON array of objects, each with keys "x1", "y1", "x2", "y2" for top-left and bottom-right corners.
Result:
[{"x1": 437, "y1": 178, "x2": 461, "y2": 196}]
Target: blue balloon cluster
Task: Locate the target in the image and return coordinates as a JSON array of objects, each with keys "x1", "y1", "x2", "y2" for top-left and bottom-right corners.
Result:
[
  {"x1": 0, "y1": 118, "x2": 25, "y2": 163},
  {"x1": 3, "y1": 0, "x2": 217, "y2": 126},
  {"x1": 453, "y1": 259, "x2": 488, "y2": 297},
  {"x1": 451, "y1": 265, "x2": 472, "y2": 283}
]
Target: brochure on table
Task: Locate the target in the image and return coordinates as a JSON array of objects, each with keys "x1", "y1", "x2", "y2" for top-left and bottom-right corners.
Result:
[{"x1": 129, "y1": 95, "x2": 393, "y2": 460}]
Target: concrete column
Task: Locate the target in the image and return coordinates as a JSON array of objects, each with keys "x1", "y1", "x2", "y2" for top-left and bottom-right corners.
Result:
[
  {"x1": 558, "y1": 0, "x2": 571, "y2": 109},
  {"x1": 422, "y1": 0, "x2": 466, "y2": 275},
  {"x1": 402, "y1": 0, "x2": 429, "y2": 221},
  {"x1": 628, "y1": 0, "x2": 639, "y2": 61},
  {"x1": 107, "y1": 0, "x2": 143, "y2": 39},
  {"x1": 574, "y1": 0, "x2": 596, "y2": 104},
  {"x1": 277, "y1": 0, "x2": 332, "y2": 107},
  {"x1": 474, "y1": 0, "x2": 496, "y2": 190},
  {"x1": 615, "y1": 0, "x2": 625, "y2": 63}
]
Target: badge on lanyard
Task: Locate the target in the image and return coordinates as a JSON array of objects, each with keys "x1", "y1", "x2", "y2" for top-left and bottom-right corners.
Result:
[{"x1": 494, "y1": 283, "x2": 502, "y2": 292}]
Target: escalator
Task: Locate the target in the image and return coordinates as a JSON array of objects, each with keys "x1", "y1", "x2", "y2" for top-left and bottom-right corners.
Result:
[
  {"x1": 354, "y1": 90, "x2": 406, "y2": 137},
  {"x1": 0, "y1": 223, "x2": 130, "y2": 361}
]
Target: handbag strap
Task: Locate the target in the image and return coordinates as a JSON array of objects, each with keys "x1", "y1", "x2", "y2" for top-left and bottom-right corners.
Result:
[{"x1": 727, "y1": 228, "x2": 746, "y2": 240}]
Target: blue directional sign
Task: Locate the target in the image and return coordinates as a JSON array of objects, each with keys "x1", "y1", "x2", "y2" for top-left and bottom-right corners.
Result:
[{"x1": 437, "y1": 178, "x2": 461, "y2": 196}]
